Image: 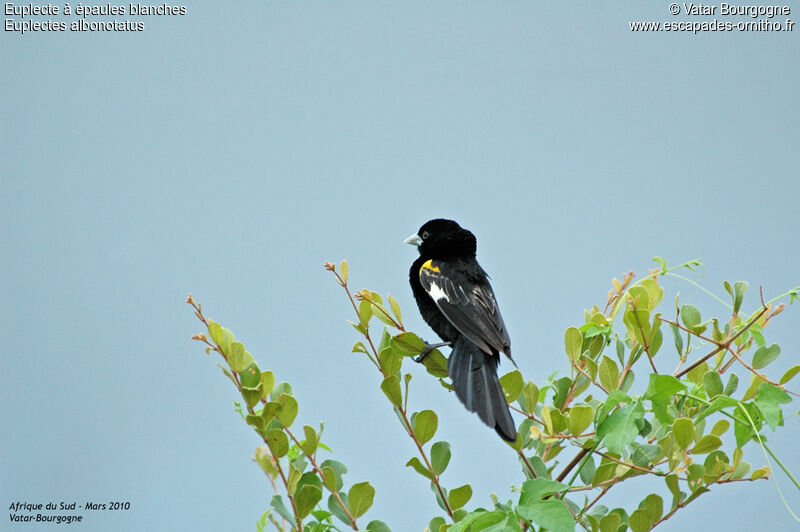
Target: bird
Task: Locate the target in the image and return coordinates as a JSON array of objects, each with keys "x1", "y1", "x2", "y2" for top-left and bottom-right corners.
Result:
[{"x1": 405, "y1": 219, "x2": 517, "y2": 442}]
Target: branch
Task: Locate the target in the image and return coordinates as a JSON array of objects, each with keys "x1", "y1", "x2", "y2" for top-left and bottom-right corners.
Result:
[
  {"x1": 662, "y1": 303, "x2": 768, "y2": 379},
  {"x1": 189, "y1": 297, "x2": 304, "y2": 532},
  {"x1": 284, "y1": 426, "x2": 358, "y2": 530},
  {"x1": 327, "y1": 265, "x2": 454, "y2": 520}
]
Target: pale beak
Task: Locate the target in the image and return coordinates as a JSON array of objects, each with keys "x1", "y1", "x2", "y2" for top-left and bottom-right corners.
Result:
[{"x1": 404, "y1": 233, "x2": 422, "y2": 246}]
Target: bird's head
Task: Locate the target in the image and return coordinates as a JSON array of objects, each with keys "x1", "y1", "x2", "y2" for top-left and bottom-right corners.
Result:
[{"x1": 404, "y1": 218, "x2": 477, "y2": 258}]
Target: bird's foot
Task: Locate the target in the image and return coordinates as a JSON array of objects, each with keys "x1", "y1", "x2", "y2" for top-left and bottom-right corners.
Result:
[{"x1": 414, "y1": 341, "x2": 451, "y2": 363}]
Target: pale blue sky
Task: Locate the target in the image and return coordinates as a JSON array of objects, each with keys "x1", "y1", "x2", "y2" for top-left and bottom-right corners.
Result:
[{"x1": 2, "y1": 2, "x2": 799, "y2": 531}]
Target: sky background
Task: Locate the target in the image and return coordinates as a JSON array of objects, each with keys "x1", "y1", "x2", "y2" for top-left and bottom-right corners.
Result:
[{"x1": 2, "y1": 2, "x2": 799, "y2": 531}]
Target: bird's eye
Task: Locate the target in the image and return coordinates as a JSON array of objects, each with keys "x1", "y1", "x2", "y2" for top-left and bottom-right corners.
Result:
[{"x1": 421, "y1": 231, "x2": 430, "y2": 239}]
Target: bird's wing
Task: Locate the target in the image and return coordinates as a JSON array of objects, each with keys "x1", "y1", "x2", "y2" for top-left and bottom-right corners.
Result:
[{"x1": 418, "y1": 259, "x2": 510, "y2": 356}]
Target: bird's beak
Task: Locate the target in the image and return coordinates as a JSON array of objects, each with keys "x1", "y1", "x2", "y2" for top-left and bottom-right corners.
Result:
[{"x1": 404, "y1": 233, "x2": 422, "y2": 246}]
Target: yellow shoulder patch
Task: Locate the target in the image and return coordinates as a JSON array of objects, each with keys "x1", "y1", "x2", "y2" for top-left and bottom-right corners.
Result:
[{"x1": 420, "y1": 259, "x2": 440, "y2": 273}]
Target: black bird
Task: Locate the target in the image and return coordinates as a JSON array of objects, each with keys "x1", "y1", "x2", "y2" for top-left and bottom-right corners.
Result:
[{"x1": 405, "y1": 219, "x2": 517, "y2": 442}]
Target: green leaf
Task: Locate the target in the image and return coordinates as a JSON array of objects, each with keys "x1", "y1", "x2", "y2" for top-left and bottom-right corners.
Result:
[
  {"x1": 751, "y1": 466, "x2": 771, "y2": 480},
  {"x1": 518, "y1": 479, "x2": 574, "y2": 532},
  {"x1": 681, "y1": 304, "x2": 701, "y2": 330},
  {"x1": 587, "y1": 335, "x2": 605, "y2": 358},
  {"x1": 405, "y1": 456, "x2": 433, "y2": 479},
  {"x1": 564, "y1": 327, "x2": 583, "y2": 362},
  {"x1": 623, "y1": 308, "x2": 651, "y2": 346},
  {"x1": 270, "y1": 381, "x2": 293, "y2": 401},
  {"x1": 266, "y1": 429, "x2": 289, "y2": 457},
  {"x1": 686, "y1": 362, "x2": 708, "y2": 385},
  {"x1": 260, "y1": 402, "x2": 281, "y2": 425},
  {"x1": 520, "y1": 381, "x2": 540, "y2": 413},
  {"x1": 428, "y1": 516, "x2": 446, "y2": 532},
  {"x1": 649, "y1": 326, "x2": 664, "y2": 356},
  {"x1": 710, "y1": 419, "x2": 730, "y2": 437},
  {"x1": 672, "y1": 418, "x2": 695, "y2": 450},
  {"x1": 447, "y1": 484, "x2": 473, "y2": 510},
  {"x1": 421, "y1": 349, "x2": 449, "y2": 378},
  {"x1": 391, "y1": 332, "x2": 426, "y2": 354},
  {"x1": 387, "y1": 294, "x2": 402, "y2": 324},
  {"x1": 591, "y1": 463, "x2": 616, "y2": 487},
  {"x1": 597, "y1": 390, "x2": 632, "y2": 424},
  {"x1": 254, "y1": 447, "x2": 277, "y2": 477},
  {"x1": 500, "y1": 370, "x2": 524, "y2": 403},
  {"x1": 328, "y1": 493, "x2": 350, "y2": 525},
  {"x1": 241, "y1": 385, "x2": 263, "y2": 409},
  {"x1": 240, "y1": 362, "x2": 260, "y2": 387},
  {"x1": 294, "y1": 473, "x2": 323, "y2": 519},
  {"x1": 752, "y1": 344, "x2": 781, "y2": 370},
  {"x1": 640, "y1": 493, "x2": 663, "y2": 522},
  {"x1": 723, "y1": 373, "x2": 739, "y2": 396},
  {"x1": 734, "y1": 415, "x2": 755, "y2": 447},
  {"x1": 302, "y1": 425, "x2": 318, "y2": 456},
  {"x1": 596, "y1": 400, "x2": 644, "y2": 455},
  {"x1": 320, "y1": 459, "x2": 347, "y2": 491},
  {"x1": 669, "y1": 323, "x2": 684, "y2": 356},
  {"x1": 644, "y1": 374, "x2": 686, "y2": 401},
  {"x1": 277, "y1": 394, "x2": 298, "y2": 427},
  {"x1": 599, "y1": 356, "x2": 620, "y2": 392},
  {"x1": 228, "y1": 341, "x2": 247, "y2": 372},
  {"x1": 246, "y1": 413, "x2": 267, "y2": 436},
  {"x1": 599, "y1": 513, "x2": 620, "y2": 532},
  {"x1": 347, "y1": 481, "x2": 374, "y2": 518},
  {"x1": 702, "y1": 371, "x2": 723, "y2": 398},
  {"x1": 627, "y1": 286, "x2": 650, "y2": 310},
  {"x1": 628, "y1": 508, "x2": 654, "y2": 532},
  {"x1": 520, "y1": 478, "x2": 569, "y2": 500},
  {"x1": 372, "y1": 302, "x2": 397, "y2": 326},
  {"x1": 641, "y1": 279, "x2": 664, "y2": 310},
  {"x1": 631, "y1": 443, "x2": 660, "y2": 466},
  {"x1": 380, "y1": 375, "x2": 403, "y2": 407},
  {"x1": 579, "y1": 454, "x2": 596, "y2": 485},
  {"x1": 339, "y1": 259, "x2": 349, "y2": 283},
  {"x1": 691, "y1": 434, "x2": 722, "y2": 454},
  {"x1": 358, "y1": 300, "x2": 372, "y2": 325},
  {"x1": 379, "y1": 346, "x2": 403, "y2": 376},
  {"x1": 619, "y1": 369, "x2": 635, "y2": 394},
  {"x1": 519, "y1": 500, "x2": 575, "y2": 532},
  {"x1": 270, "y1": 495, "x2": 295, "y2": 525},
  {"x1": 260, "y1": 370, "x2": 275, "y2": 400},
  {"x1": 449, "y1": 511, "x2": 505, "y2": 531},
  {"x1": 780, "y1": 365, "x2": 800, "y2": 385},
  {"x1": 665, "y1": 474, "x2": 682, "y2": 503},
  {"x1": 568, "y1": 405, "x2": 594, "y2": 436},
  {"x1": 553, "y1": 377, "x2": 572, "y2": 410},
  {"x1": 216, "y1": 363, "x2": 237, "y2": 387},
  {"x1": 743, "y1": 375, "x2": 766, "y2": 401},
  {"x1": 287, "y1": 465, "x2": 302, "y2": 495},
  {"x1": 755, "y1": 383, "x2": 792, "y2": 430},
  {"x1": 367, "y1": 520, "x2": 392, "y2": 532},
  {"x1": 207, "y1": 320, "x2": 224, "y2": 345},
  {"x1": 429, "y1": 516, "x2": 446, "y2": 532},
  {"x1": 541, "y1": 405, "x2": 554, "y2": 434},
  {"x1": 749, "y1": 322, "x2": 766, "y2": 347},
  {"x1": 733, "y1": 281, "x2": 748, "y2": 315},
  {"x1": 431, "y1": 441, "x2": 451, "y2": 475},
  {"x1": 413, "y1": 410, "x2": 438, "y2": 445}
]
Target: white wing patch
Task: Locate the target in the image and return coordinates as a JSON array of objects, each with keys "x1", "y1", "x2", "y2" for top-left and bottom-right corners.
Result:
[{"x1": 428, "y1": 281, "x2": 450, "y2": 303}]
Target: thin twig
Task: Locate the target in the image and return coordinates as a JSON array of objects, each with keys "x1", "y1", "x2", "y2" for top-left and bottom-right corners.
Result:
[{"x1": 556, "y1": 448, "x2": 590, "y2": 483}]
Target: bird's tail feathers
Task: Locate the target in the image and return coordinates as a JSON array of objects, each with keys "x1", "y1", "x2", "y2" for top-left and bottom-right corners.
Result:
[{"x1": 447, "y1": 337, "x2": 517, "y2": 442}]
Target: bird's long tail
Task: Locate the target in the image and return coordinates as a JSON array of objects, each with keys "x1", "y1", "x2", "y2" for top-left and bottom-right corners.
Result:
[{"x1": 447, "y1": 336, "x2": 517, "y2": 442}]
